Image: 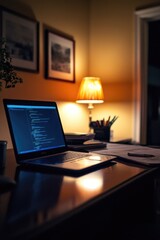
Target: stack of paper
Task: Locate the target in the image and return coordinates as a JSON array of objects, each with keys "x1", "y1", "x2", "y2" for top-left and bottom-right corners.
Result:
[
  {"x1": 93, "y1": 143, "x2": 160, "y2": 166},
  {"x1": 65, "y1": 132, "x2": 95, "y2": 144}
]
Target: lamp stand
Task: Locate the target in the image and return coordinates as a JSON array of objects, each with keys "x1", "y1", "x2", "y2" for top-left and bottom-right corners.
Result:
[{"x1": 88, "y1": 103, "x2": 94, "y2": 132}]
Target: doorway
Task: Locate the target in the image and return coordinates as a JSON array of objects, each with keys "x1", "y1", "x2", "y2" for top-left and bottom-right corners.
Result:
[
  {"x1": 147, "y1": 20, "x2": 160, "y2": 145},
  {"x1": 134, "y1": 5, "x2": 160, "y2": 145}
]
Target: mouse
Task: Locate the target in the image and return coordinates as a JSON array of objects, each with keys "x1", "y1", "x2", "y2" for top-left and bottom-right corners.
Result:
[{"x1": 0, "y1": 175, "x2": 16, "y2": 193}]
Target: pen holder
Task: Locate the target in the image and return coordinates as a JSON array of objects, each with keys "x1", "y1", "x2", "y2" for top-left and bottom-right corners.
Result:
[{"x1": 93, "y1": 126, "x2": 110, "y2": 142}]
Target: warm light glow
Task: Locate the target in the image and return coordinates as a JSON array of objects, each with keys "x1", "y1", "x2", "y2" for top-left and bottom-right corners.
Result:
[
  {"x1": 57, "y1": 102, "x2": 88, "y2": 133},
  {"x1": 76, "y1": 172, "x2": 103, "y2": 191},
  {"x1": 76, "y1": 77, "x2": 104, "y2": 104},
  {"x1": 60, "y1": 102, "x2": 81, "y2": 114}
]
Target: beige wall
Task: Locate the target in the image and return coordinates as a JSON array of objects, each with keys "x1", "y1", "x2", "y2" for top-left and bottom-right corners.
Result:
[
  {"x1": 0, "y1": 0, "x2": 159, "y2": 148},
  {"x1": 88, "y1": 0, "x2": 159, "y2": 141},
  {"x1": 0, "y1": 0, "x2": 90, "y2": 148}
]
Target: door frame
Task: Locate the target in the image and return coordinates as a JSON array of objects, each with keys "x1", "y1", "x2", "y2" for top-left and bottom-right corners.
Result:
[{"x1": 134, "y1": 5, "x2": 160, "y2": 144}]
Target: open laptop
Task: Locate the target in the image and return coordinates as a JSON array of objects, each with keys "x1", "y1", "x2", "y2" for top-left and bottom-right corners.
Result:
[{"x1": 3, "y1": 99, "x2": 116, "y2": 176}]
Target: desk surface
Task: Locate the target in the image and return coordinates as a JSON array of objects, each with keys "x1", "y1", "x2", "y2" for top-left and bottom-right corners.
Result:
[{"x1": 0, "y1": 149, "x2": 157, "y2": 240}]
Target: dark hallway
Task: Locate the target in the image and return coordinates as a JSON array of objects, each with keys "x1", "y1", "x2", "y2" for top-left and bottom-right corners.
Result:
[{"x1": 147, "y1": 19, "x2": 160, "y2": 145}]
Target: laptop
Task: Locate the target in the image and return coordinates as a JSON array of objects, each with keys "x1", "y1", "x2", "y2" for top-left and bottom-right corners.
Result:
[{"x1": 3, "y1": 99, "x2": 116, "y2": 176}]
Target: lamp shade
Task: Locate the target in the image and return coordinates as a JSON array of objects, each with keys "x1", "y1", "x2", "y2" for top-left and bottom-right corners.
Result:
[{"x1": 76, "y1": 77, "x2": 104, "y2": 104}]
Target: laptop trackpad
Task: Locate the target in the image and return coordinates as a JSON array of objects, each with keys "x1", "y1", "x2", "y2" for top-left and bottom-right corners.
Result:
[{"x1": 54, "y1": 155, "x2": 115, "y2": 170}]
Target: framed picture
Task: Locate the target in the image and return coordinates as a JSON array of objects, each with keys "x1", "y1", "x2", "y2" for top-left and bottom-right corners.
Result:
[
  {"x1": 45, "y1": 29, "x2": 75, "y2": 82},
  {"x1": 0, "y1": 7, "x2": 39, "y2": 72}
]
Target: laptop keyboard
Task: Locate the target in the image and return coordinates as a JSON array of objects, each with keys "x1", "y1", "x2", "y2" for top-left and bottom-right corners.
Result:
[{"x1": 34, "y1": 151, "x2": 91, "y2": 164}]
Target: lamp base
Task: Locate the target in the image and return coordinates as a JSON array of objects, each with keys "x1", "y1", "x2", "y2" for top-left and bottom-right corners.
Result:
[{"x1": 88, "y1": 103, "x2": 94, "y2": 132}]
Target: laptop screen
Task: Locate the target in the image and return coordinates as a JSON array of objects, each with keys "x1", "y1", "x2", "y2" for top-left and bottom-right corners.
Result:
[{"x1": 3, "y1": 99, "x2": 67, "y2": 162}]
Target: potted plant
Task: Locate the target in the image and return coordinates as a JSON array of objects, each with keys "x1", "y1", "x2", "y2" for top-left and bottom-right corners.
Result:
[{"x1": 0, "y1": 38, "x2": 23, "y2": 91}]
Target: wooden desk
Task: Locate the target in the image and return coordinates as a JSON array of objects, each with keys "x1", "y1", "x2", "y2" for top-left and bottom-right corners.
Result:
[{"x1": 0, "y1": 149, "x2": 158, "y2": 240}]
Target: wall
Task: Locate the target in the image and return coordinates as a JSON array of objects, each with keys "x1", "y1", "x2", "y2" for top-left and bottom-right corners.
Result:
[
  {"x1": 88, "y1": 0, "x2": 160, "y2": 141},
  {"x1": 0, "y1": 0, "x2": 90, "y2": 148},
  {"x1": 0, "y1": 0, "x2": 159, "y2": 148}
]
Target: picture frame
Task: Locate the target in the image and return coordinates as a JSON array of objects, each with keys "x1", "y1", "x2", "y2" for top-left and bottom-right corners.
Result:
[
  {"x1": 0, "y1": 7, "x2": 39, "y2": 72},
  {"x1": 45, "y1": 29, "x2": 75, "y2": 82}
]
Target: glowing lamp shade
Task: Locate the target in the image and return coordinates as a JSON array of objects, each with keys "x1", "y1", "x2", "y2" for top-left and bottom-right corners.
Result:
[
  {"x1": 76, "y1": 77, "x2": 104, "y2": 130},
  {"x1": 76, "y1": 77, "x2": 104, "y2": 104}
]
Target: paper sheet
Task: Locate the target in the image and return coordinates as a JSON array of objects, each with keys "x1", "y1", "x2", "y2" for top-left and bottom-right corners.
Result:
[{"x1": 92, "y1": 143, "x2": 160, "y2": 166}]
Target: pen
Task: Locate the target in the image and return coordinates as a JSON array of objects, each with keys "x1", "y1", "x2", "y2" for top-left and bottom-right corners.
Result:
[
  {"x1": 100, "y1": 118, "x2": 105, "y2": 126},
  {"x1": 108, "y1": 116, "x2": 118, "y2": 126},
  {"x1": 105, "y1": 116, "x2": 110, "y2": 126},
  {"x1": 128, "y1": 152, "x2": 155, "y2": 158}
]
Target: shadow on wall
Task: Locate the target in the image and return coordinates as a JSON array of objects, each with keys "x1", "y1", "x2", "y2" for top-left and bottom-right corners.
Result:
[{"x1": 0, "y1": 0, "x2": 36, "y2": 20}]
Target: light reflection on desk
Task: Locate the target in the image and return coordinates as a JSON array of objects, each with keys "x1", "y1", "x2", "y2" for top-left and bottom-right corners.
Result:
[
  {"x1": 3, "y1": 161, "x2": 147, "y2": 239},
  {"x1": 57, "y1": 170, "x2": 105, "y2": 208},
  {"x1": 75, "y1": 172, "x2": 103, "y2": 193},
  {"x1": 0, "y1": 149, "x2": 151, "y2": 240}
]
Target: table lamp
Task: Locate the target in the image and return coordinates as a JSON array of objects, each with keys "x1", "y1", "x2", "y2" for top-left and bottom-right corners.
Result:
[{"x1": 76, "y1": 76, "x2": 104, "y2": 130}]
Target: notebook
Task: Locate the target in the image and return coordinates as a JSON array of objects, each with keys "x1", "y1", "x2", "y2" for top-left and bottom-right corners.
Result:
[{"x1": 3, "y1": 99, "x2": 116, "y2": 176}]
